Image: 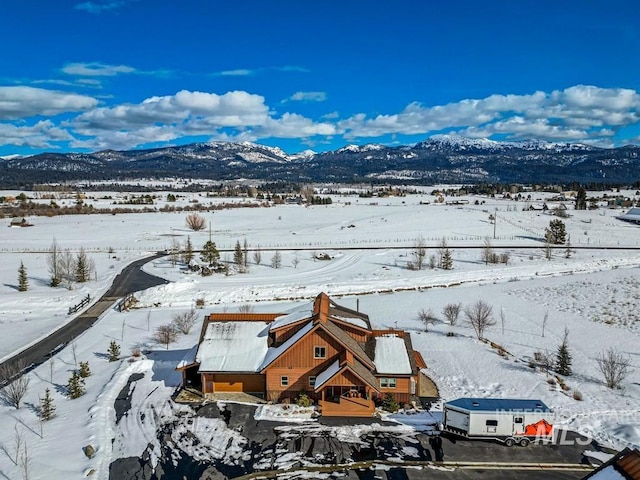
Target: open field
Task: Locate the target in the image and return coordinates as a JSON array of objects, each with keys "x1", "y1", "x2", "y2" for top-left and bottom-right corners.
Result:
[{"x1": 0, "y1": 187, "x2": 639, "y2": 478}]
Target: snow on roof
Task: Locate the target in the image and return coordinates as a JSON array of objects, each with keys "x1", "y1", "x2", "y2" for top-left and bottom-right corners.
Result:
[
  {"x1": 176, "y1": 344, "x2": 198, "y2": 369},
  {"x1": 270, "y1": 301, "x2": 314, "y2": 330},
  {"x1": 445, "y1": 398, "x2": 551, "y2": 413},
  {"x1": 314, "y1": 359, "x2": 341, "y2": 389},
  {"x1": 587, "y1": 466, "x2": 626, "y2": 480},
  {"x1": 618, "y1": 208, "x2": 640, "y2": 223},
  {"x1": 197, "y1": 321, "x2": 270, "y2": 372},
  {"x1": 330, "y1": 313, "x2": 369, "y2": 329},
  {"x1": 260, "y1": 322, "x2": 314, "y2": 370},
  {"x1": 374, "y1": 335, "x2": 412, "y2": 375}
]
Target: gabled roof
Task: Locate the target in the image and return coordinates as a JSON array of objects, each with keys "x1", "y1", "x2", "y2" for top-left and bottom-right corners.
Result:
[
  {"x1": 270, "y1": 301, "x2": 315, "y2": 330},
  {"x1": 313, "y1": 358, "x2": 380, "y2": 393},
  {"x1": 327, "y1": 299, "x2": 371, "y2": 330},
  {"x1": 322, "y1": 320, "x2": 375, "y2": 369},
  {"x1": 260, "y1": 322, "x2": 315, "y2": 371}
]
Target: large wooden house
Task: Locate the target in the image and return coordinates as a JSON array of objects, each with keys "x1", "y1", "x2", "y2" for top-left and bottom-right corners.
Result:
[{"x1": 177, "y1": 293, "x2": 429, "y2": 416}]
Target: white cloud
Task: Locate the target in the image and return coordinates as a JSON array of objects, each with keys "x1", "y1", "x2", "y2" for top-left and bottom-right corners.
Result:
[
  {"x1": 74, "y1": 1, "x2": 129, "y2": 14},
  {"x1": 0, "y1": 120, "x2": 73, "y2": 148},
  {"x1": 338, "y1": 85, "x2": 640, "y2": 144},
  {"x1": 0, "y1": 86, "x2": 98, "y2": 120},
  {"x1": 216, "y1": 69, "x2": 254, "y2": 77},
  {"x1": 288, "y1": 91, "x2": 327, "y2": 102},
  {"x1": 71, "y1": 89, "x2": 334, "y2": 150},
  {"x1": 62, "y1": 62, "x2": 136, "y2": 77}
]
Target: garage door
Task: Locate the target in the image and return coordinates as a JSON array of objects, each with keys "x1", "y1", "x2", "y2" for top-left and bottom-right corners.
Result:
[{"x1": 214, "y1": 381, "x2": 243, "y2": 392}]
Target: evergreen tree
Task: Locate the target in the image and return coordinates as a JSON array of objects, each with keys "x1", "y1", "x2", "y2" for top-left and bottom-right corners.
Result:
[
  {"x1": 79, "y1": 361, "x2": 91, "y2": 378},
  {"x1": 67, "y1": 371, "x2": 86, "y2": 399},
  {"x1": 564, "y1": 235, "x2": 573, "y2": 259},
  {"x1": 556, "y1": 327, "x2": 573, "y2": 376},
  {"x1": 200, "y1": 240, "x2": 220, "y2": 267},
  {"x1": 18, "y1": 261, "x2": 28, "y2": 292},
  {"x1": 75, "y1": 247, "x2": 90, "y2": 282},
  {"x1": 39, "y1": 388, "x2": 56, "y2": 421},
  {"x1": 575, "y1": 186, "x2": 587, "y2": 210},
  {"x1": 545, "y1": 219, "x2": 567, "y2": 244},
  {"x1": 183, "y1": 236, "x2": 194, "y2": 265},
  {"x1": 107, "y1": 340, "x2": 121, "y2": 362},
  {"x1": 382, "y1": 392, "x2": 399, "y2": 412},
  {"x1": 441, "y1": 248, "x2": 453, "y2": 270},
  {"x1": 233, "y1": 240, "x2": 244, "y2": 269}
]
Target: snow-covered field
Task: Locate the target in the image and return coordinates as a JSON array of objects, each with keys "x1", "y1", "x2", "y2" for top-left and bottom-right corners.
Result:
[{"x1": 0, "y1": 188, "x2": 639, "y2": 478}]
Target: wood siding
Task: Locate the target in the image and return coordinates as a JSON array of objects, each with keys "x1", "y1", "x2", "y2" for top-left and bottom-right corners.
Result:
[
  {"x1": 268, "y1": 329, "x2": 342, "y2": 370},
  {"x1": 376, "y1": 376, "x2": 413, "y2": 395},
  {"x1": 324, "y1": 369, "x2": 363, "y2": 387},
  {"x1": 201, "y1": 373, "x2": 265, "y2": 394},
  {"x1": 331, "y1": 321, "x2": 369, "y2": 342}
]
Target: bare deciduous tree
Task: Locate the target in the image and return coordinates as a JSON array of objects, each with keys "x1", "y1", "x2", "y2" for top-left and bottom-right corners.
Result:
[
  {"x1": 58, "y1": 249, "x2": 75, "y2": 289},
  {"x1": 596, "y1": 348, "x2": 632, "y2": 389},
  {"x1": 171, "y1": 309, "x2": 199, "y2": 334},
  {"x1": 409, "y1": 236, "x2": 427, "y2": 270},
  {"x1": 0, "y1": 360, "x2": 30, "y2": 409},
  {"x1": 417, "y1": 308, "x2": 438, "y2": 332},
  {"x1": 153, "y1": 324, "x2": 179, "y2": 350},
  {"x1": 47, "y1": 238, "x2": 62, "y2": 287},
  {"x1": 253, "y1": 246, "x2": 262, "y2": 265},
  {"x1": 271, "y1": 251, "x2": 282, "y2": 269},
  {"x1": 442, "y1": 303, "x2": 462, "y2": 335},
  {"x1": 185, "y1": 212, "x2": 206, "y2": 231},
  {"x1": 542, "y1": 311, "x2": 548, "y2": 337},
  {"x1": 464, "y1": 300, "x2": 495, "y2": 340},
  {"x1": 481, "y1": 238, "x2": 493, "y2": 265},
  {"x1": 238, "y1": 304, "x2": 255, "y2": 313}
]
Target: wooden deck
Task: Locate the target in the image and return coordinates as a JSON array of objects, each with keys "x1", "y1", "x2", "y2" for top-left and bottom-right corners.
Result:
[{"x1": 319, "y1": 394, "x2": 375, "y2": 417}]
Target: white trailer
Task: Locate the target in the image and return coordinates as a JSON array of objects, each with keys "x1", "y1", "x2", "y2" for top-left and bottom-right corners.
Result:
[{"x1": 442, "y1": 398, "x2": 553, "y2": 446}]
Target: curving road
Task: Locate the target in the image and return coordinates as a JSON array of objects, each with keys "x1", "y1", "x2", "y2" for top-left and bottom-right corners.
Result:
[{"x1": 0, "y1": 253, "x2": 168, "y2": 377}]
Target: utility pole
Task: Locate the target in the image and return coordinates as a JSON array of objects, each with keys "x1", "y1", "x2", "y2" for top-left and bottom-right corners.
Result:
[{"x1": 493, "y1": 208, "x2": 497, "y2": 240}]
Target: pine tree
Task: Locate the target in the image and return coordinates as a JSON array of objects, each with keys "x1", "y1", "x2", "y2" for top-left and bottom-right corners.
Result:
[
  {"x1": 545, "y1": 219, "x2": 567, "y2": 245},
  {"x1": 564, "y1": 235, "x2": 573, "y2": 259},
  {"x1": 18, "y1": 261, "x2": 28, "y2": 292},
  {"x1": 183, "y1": 236, "x2": 194, "y2": 265},
  {"x1": 107, "y1": 340, "x2": 121, "y2": 362},
  {"x1": 200, "y1": 240, "x2": 220, "y2": 267},
  {"x1": 556, "y1": 327, "x2": 572, "y2": 376},
  {"x1": 67, "y1": 371, "x2": 86, "y2": 399},
  {"x1": 79, "y1": 361, "x2": 91, "y2": 378},
  {"x1": 233, "y1": 240, "x2": 244, "y2": 270},
  {"x1": 441, "y1": 248, "x2": 453, "y2": 270},
  {"x1": 575, "y1": 186, "x2": 587, "y2": 210},
  {"x1": 75, "y1": 247, "x2": 90, "y2": 282},
  {"x1": 39, "y1": 388, "x2": 56, "y2": 421}
]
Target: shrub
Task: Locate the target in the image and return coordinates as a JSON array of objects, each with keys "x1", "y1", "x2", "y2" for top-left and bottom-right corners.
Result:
[
  {"x1": 195, "y1": 297, "x2": 205, "y2": 309},
  {"x1": 572, "y1": 390, "x2": 583, "y2": 401},
  {"x1": 107, "y1": 340, "x2": 121, "y2": 362},
  {"x1": 381, "y1": 392, "x2": 399, "y2": 413},
  {"x1": 130, "y1": 346, "x2": 142, "y2": 357},
  {"x1": 79, "y1": 361, "x2": 91, "y2": 378},
  {"x1": 296, "y1": 392, "x2": 312, "y2": 407}
]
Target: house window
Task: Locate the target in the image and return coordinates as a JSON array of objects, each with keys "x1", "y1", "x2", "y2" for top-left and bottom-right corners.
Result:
[
  {"x1": 314, "y1": 346, "x2": 326, "y2": 359},
  {"x1": 380, "y1": 377, "x2": 396, "y2": 388},
  {"x1": 309, "y1": 376, "x2": 316, "y2": 387},
  {"x1": 281, "y1": 376, "x2": 289, "y2": 387}
]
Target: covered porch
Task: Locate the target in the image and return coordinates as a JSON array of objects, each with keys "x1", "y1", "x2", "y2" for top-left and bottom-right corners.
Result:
[{"x1": 314, "y1": 359, "x2": 379, "y2": 417}]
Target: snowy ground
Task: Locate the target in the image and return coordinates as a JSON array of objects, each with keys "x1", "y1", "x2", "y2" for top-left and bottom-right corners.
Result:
[{"x1": 0, "y1": 189, "x2": 639, "y2": 479}]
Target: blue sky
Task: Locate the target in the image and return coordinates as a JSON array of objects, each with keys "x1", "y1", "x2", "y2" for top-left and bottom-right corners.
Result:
[{"x1": 1, "y1": 0, "x2": 639, "y2": 156}]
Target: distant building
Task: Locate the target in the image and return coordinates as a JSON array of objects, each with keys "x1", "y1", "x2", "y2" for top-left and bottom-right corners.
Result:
[
  {"x1": 617, "y1": 208, "x2": 640, "y2": 225},
  {"x1": 582, "y1": 448, "x2": 640, "y2": 479}
]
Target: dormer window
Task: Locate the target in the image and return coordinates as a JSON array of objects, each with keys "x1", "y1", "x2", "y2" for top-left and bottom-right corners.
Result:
[{"x1": 314, "y1": 346, "x2": 326, "y2": 359}]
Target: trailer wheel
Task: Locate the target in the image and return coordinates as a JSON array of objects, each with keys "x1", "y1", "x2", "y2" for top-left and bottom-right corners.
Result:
[
  {"x1": 519, "y1": 438, "x2": 530, "y2": 447},
  {"x1": 504, "y1": 437, "x2": 516, "y2": 447}
]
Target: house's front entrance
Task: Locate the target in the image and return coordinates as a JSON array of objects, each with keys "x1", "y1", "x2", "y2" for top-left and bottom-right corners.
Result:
[{"x1": 318, "y1": 385, "x2": 374, "y2": 417}]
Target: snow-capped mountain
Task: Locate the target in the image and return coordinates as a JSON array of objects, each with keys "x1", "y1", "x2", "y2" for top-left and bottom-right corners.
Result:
[{"x1": 1, "y1": 136, "x2": 639, "y2": 186}]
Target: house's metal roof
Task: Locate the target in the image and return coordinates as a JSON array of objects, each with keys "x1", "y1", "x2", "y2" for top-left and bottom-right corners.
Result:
[{"x1": 445, "y1": 398, "x2": 551, "y2": 413}]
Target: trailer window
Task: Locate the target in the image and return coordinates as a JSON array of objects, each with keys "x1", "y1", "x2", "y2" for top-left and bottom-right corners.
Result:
[
  {"x1": 514, "y1": 417, "x2": 523, "y2": 424},
  {"x1": 485, "y1": 420, "x2": 498, "y2": 427}
]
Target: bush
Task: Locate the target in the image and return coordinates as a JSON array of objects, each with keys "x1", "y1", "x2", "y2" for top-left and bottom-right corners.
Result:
[
  {"x1": 130, "y1": 346, "x2": 142, "y2": 357},
  {"x1": 108, "y1": 340, "x2": 121, "y2": 362},
  {"x1": 381, "y1": 392, "x2": 399, "y2": 413},
  {"x1": 296, "y1": 392, "x2": 312, "y2": 407},
  {"x1": 195, "y1": 297, "x2": 205, "y2": 309},
  {"x1": 572, "y1": 390, "x2": 583, "y2": 401}
]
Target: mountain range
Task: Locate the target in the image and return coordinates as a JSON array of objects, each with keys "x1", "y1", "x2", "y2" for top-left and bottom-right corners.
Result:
[{"x1": 1, "y1": 135, "x2": 639, "y2": 186}]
